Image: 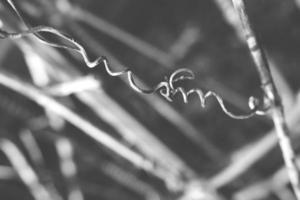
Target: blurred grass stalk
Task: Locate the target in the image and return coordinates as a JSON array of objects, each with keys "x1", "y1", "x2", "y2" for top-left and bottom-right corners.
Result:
[
  {"x1": 3, "y1": 0, "x2": 298, "y2": 199},
  {"x1": 41, "y1": 130, "x2": 162, "y2": 200},
  {"x1": 0, "y1": 1, "x2": 225, "y2": 198},
  {"x1": 209, "y1": 0, "x2": 299, "y2": 190},
  {"x1": 52, "y1": 0, "x2": 268, "y2": 158},
  {"x1": 55, "y1": 137, "x2": 84, "y2": 200},
  {"x1": 51, "y1": 0, "x2": 225, "y2": 162},
  {"x1": 232, "y1": 0, "x2": 300, "y2": 199},
  {"x1": 23, "y1": 0, "x2": 273, "y2": 166},
  {"x1": 0, "y1": 138, "x2": 54, "y2": 200},
  {"x1": 19, "y1": 37, "x2": 196, "y2": 188},
  {"x1": 210, "y1": 95, "x2": 300, "y2": 188},
  {"x1": 234, "y1": 154, "x2": 300, "y2": 200},
  {"x1": 0, "y1": 68, "x2": 220, "y2": 197},
  {"x1": 0, "y1": 38, "x2": 216, "y2": 197},
  {"x1": 213, "y1": 0, "x2": 294, "y2": 108},
  {"x1": 19, "y1": 130, "x2": 66, "y2": 200}
]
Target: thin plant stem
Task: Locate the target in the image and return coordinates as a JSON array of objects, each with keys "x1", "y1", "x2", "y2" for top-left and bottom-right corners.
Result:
[
  {"x1": 0, "y1": 70, "x2": 192, "y2": 193},
  {"x1": 19, "y1": 129, "x2": 45, "y2": 167},
  {"x1": 50, "y1": 0, "x2": 266, "y2": 160},
  {"x1": 234, "y1": 155, "x2": 300, "y2": 200},
  {"x1": 232, "y1": 0, "x2": 300, "y2": 199},
  {"x1": 213, "y1": 0, "x2": 295, "y2": 108},
  {"x1": 0, "y1": 71, "x2": 151, "y2": 169},
  {"x1": 19, "y1": 129, "x2": 64, "y2": 200},
  {"x1": 100, "y1": 162, "x2": 161, "y2": 200},
  {"x1": 66, "y1": 22, "x2": 225, "y2": 160},
  {"x1": 55, "y1": 137, "x2": 84, "y2": 200},
  {"x1": 17, "y1": 0, "x2": 262, "y2": 163},
  {"x1": 46, "y1": 76, "x2": 100, "y2": 96},
  {"x1": 19, "y1": 36, "x2": 198, "y2": 187},
  {"x1": 43, "y1": 130, "x2": 162, "y2": 200},
  {"x1": 69, "y1": 7, "x2": 174, "y2": 67},
  {"x1": 209, "y1": 0, "x2": 297, "y2": 188},
  {"x1": 0, "y1": 138, "x2": 53, "y2": 200},
  {"x1": 210, "y1": 94, "x2": 300, "y2": 188}
]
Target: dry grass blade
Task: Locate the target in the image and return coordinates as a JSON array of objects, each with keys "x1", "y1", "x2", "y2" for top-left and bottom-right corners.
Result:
[
  {"x1": 1, "y1": 0, "x2": 266, "y2": 119},
  {"x1": 2, "y1": 0, "x2": 298, "y2": 199},
  {"x1": 19, "y1": 129, "x2": 45, "y2": 167},
  {"x1": 65, "y1": 21, "x2": 225, "y2": 161},
  {"x1": 68, "y1": 6, "x2": 174, "y2": 67},
  {"x1": 0, "y1": 138, "x2": 53, "y2": 200},
  {"x1": 17, "y1": 37, "x2": 197, "y2": 189},
  {"x1": 213, "y1": 0, "x2": 295, "y2": 109},
  {"x1": 0, "y1": 71, "x2": 202, "y2": 194},
  {"x1": 99, "y1": 162, "x2": 161, "y2": 200},
  {"x1": 0, "y1": 23, "x2": 263, "y2": 120},
  {"x1": 210, "y1": 94, "x2": 300, "y2": 189},
  {"x1": 55, "y1": 137, "x2": 84, "y2": 200},
  {"x1": 233, "y1": 157, "x2": 300, "y2": 200},
  {"x1": 19, "y1": 130, "x2": 64, "y2": 200},
  {"x1": 232, "y1": 0, "x2": 300, "y2": 199},
  {"x1": 46, "y1": 76, "x2": 100, "y2": 96},
  {"x1": 0, "y1": 71, "x2": 153, "y2": 174}
]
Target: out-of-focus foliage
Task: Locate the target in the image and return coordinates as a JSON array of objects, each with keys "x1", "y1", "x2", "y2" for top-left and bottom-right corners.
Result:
[{"x1": 0, "y1": 0, "x2": 300, "y2": 200}]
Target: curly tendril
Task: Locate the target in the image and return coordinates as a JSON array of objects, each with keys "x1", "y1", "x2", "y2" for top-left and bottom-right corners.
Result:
[
  {"x1": 156, "y1": 69, "x2": 266, "y2": 119},
  {"x1": 0, "y1": 0, "x2": 267, "y2": 119}
]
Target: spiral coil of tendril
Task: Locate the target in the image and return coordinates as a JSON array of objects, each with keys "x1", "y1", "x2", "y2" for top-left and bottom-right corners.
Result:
[{"x1": 0, "y1": 0, "x2": 267, "y2": 119}]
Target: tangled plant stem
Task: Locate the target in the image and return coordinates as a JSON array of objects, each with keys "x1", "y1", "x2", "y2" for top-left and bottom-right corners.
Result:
[{"x1": 0, "y1": 0, "x2": 266, "y2": 120}]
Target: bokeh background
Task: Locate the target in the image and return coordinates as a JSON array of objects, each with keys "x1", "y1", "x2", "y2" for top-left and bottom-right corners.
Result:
[{"x1": 1, "y1": 0, "x2": 300, "y2": 199}]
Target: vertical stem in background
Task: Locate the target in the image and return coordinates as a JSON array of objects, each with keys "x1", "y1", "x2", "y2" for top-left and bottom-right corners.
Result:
[{"x1": 231, "y1": 0, "x2": 300, "y2": 199}]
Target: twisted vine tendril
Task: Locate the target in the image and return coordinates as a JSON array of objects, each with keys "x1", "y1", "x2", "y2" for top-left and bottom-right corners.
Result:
[{"x1": 0, "y1": 0, "x2": 267, "y2": 119}]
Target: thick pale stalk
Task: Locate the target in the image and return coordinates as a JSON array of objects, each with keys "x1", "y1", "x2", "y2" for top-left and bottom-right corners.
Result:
[{"x1": 232, "y1": 0, "x2": 300, "y2": 199}]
